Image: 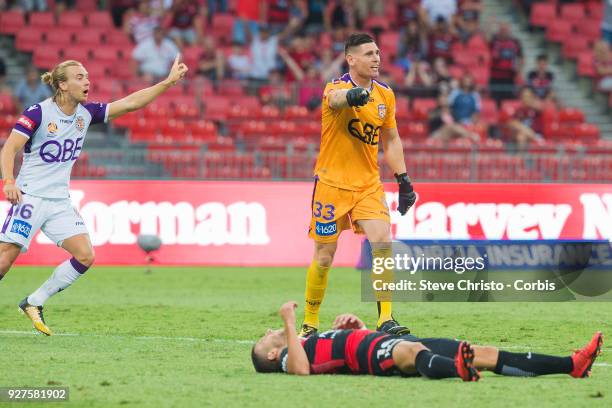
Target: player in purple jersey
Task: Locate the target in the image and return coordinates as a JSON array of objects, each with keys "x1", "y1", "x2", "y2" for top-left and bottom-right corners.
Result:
[{"x1": 0, "y1": 57, "x2": 187, "y2": 335}]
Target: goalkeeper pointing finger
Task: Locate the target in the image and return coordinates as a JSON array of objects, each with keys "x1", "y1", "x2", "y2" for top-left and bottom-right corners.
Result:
[{"x1": 301, "y1": 33, "x2": 416, "y2": 338}]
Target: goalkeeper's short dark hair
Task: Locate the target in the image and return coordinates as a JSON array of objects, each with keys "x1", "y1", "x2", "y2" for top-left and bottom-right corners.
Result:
[
  {"x1": 251, "y1": 344, "x2": 282, "y2": 373},
  {"x1": 345, "y1": 33, "x2": 375, "y2": 54}
]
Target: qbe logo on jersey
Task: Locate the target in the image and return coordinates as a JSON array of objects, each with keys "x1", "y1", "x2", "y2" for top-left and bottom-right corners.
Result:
[
  {"x1": 315, "y1": 220, "x2": 337, "y2": 236},
  {"x1": 10, "y1": 219, "x2": 32, "y2": 238}
]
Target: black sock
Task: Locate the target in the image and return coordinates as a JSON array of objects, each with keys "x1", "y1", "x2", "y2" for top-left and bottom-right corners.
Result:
[
  {"x1": 493, "y1": 350, "x2": 572, "y2": 377},
  {"x1": 414, "y1": 350, "x2": 458, "y2": 379}
]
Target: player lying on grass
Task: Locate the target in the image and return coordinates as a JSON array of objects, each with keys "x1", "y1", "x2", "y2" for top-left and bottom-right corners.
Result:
[
  {"x1": 0, "y1": 56, "x2": 187, "y2": 336},
  {"x1": 252, "y1": 302, "x2": 603, "y2": 381}
]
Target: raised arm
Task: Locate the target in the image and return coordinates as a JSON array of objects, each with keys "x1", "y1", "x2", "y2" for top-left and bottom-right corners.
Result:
[
  {"x1": 279, "y1": 301, "x2": 310, "y2": 375},
  {"x1": 327, "y1": 87, "x2": 370, "y2": 110},
  {"x1": 1, "y1": 131, "x2": 28, "y2": 204},
  {"x1": 332, "y1": 313, "x2": 367, "y2": 330},
  {"x1": 108, "y1": 54, "x2": 188, "y2": 121}
]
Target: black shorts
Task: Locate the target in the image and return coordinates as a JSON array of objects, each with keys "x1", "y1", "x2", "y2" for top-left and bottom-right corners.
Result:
[{"x1": 356, "y1": 333, "x2": 462, "y2": 376}]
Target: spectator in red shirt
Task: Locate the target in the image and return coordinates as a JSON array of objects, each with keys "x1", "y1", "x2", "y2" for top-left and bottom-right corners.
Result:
[
  {"x1": 263, "y1": 0, "x2": 307, "y2": 37},
  {"x1": 489, "y1": 22, "x2": 523, "y2": 104},
  {"x1": 233, "y1": 0, "x2": 264, "y2": 44},
  {"x1": 506, "y1": 87, "x2": 543, "y2": 149},
  {"x1": 428, "y1": 16, "x2": 455, "y2": 63},
  {"x1": 166, "y1": 0, "x2": 204, "y2": 47},
  {"x1": 396, "y1": 0, "x2": 422, "y2": 28}
]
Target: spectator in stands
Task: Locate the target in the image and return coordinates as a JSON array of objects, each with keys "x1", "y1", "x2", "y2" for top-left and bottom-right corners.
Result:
[
  {"x1": 325, "y1": 0, "x2": 359, "y2": 31},
  {"x1": 489, "y1": 22, "x2": 523, "y2": 104},
  {"x1": 259, "y1": 69, "x2": 291, "y2": 106},
  {"x1": 602, "y1": 0, "x2": 612, "y2": 46},
  {"x1": 427, "y1": 16, "x2": 455, "y2": 63},
  {"x1": 303, "y1": 0, "x2": 326, "y2": 35},
  {"x1": 449, "y1": 72, "x2": 481, "y2": 125},
  {"x1": 527, "y1": 54, "x2": 555, "y2": 102},
  {"x1": 207, "y1": 0, "x2": 228, "y2": 17},
  {"x1": 165, "y1": 0, "x2": 203, "y2": 48},
  {"x1": 263, "y1": 0, "x2": 307, "y2": 37},
  {"x1": 110, "y1": 0, "x2": 138, "y2": 28},
  {"x1": 0, "y1": 57, "x2": 8, "y2": 93},
  {"x1": 431, "y1": 56, "x2": 455, "y2": 93},
  {"x1": 13, "y1": 67, "x2": 51, "y2": 111},
  {"x1": 317, "y1": 49, "x2": 345, "y2": 81},
  {"x1": 404, "y1": 58, "x2": 433, "y2": 90},
  {"x1": 429, "y1": 93, "x2": 480, "y2": 143},
  {"x1": 132, "y1": 27, "x2": 180, "y2": 81},
  {"x1": 396, "y1": 0, "x2": 422, "y2": 28},
  {"x1": 506, "y1": 86, "x2": 543, "y2": 149},
  {"x1": 18, "y1": 0, "x2": 47, "y2": 12},
  {"x1": 227, "y1": 42, "x2": 252, "y2": 79},
  {"x1": 233, "y1": 0, "x2": 262, "y2": 45},
  {"x1": 248, "y1": 24, "x2": 281, "y2": 81},
  {"x1": 594, "y1": 40, "x2": 612, "y2": 91},
  {"x1": 279, "y1": 36, "x2": 316, "y2": 82},
  {"x1": 196, "y1": 36, "x2": 225, "y2": 81},
  {"x1": 124, "y1": 1, "x2": 161, "y2": 44},
  {"x1": 354, "y1": 0, "x2": 384, "y2": 22},
  {"x1": 396, "y1": 20, "x2": 426, "y2": 72},
  {"x1": 456, "y1": 3, "x2": 481, "y2": 43},
  {"x1": 421, "y1": 0, "x2": 457, "y2": 26}
]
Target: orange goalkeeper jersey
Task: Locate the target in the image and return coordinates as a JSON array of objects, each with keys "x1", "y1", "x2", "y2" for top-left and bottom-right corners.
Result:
[{"x1": 315, "y1": 72, "x2": 397, "y2": 191}]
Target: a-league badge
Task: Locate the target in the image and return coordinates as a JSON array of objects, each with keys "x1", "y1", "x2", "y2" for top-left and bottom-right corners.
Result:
[
  {"x1": 378, "y1": 104, "x2": 386, "y2": 119},
  {"x1": 47, "y1": 122, "x2": 58, "y2": 134},
  {"x1": 75, "y1": 116, "x2": 85, "y2": 131}
]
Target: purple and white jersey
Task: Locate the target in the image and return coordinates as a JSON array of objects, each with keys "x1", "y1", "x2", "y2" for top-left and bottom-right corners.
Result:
[{"x1": 12, "y1": 98, "x2": 108, "y2": 199}]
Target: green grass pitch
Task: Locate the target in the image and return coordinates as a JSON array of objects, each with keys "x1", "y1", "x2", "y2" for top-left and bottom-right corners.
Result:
[{"x1": 0, "y1": 266, "x2": 610, "y2": 407}]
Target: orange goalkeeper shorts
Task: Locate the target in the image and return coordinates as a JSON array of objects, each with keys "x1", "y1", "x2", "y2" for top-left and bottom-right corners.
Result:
[{"x1": 307, "y1": 179, "x2": 390, "y2": 243}]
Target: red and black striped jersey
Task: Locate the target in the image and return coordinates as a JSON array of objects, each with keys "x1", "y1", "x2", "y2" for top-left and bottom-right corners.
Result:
[{"x1": 280, "y1": 329, "x2": 392, "y2": 374}]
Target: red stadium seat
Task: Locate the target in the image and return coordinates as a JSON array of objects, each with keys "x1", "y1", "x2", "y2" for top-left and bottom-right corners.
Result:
[
  {"x1": 395, "y1": 96, "x2": 410, "y2": 120},
  {"x1": 412, "y1": 98, "x2": 437, "y2": 121},
  {"x1": 29, "y1": 12, "x2": 56, "y2": 29},
  {"x1": 212, "y1": 14, "x2": 235, "y2": 44},
  {"x1": 15, "y1": 29, "x2": 44, "y2": 52},
  {"x1": 480, "y1": 98, "x2": 498, "y2": 123},
  {"x1": 585, "y1": 1, "x2": 604, "y2": 20},
  {"x1": 85, "y1": 64, "x2": 108, "y2": 79},
  {"x1": 529, "y1": 2, "x2": 557, "y2": 28},
  {"x1": 0, "y1": 93, "x2": 16, "y2": 114},
  {"x1": 87, "y1": 11, "x2": 114, "y2": 29},
  {"x1": 91, "y1": 47, "x2": 120, "y2": 63},
  {"x1": 63, "y1": 46, "x2": 91, "y2": 62},
  {"x1": 32, "y1": 46, "x2": 62, "y2": 69},
  {"x1": 562, "y1": 36, "x2": 592, "y2": 60},
  {"x1": 44, "y1": 29, "x2": 73, "y2": 46},
  {"x1": 576, "y1": 22, "x2": 601, "y2": 41},
  {"x1": 560, "y1": 3, "x2": 585, "y2": 25},
  {"x1": 558, "y1": 108, "x2": 585, "y2": 124},
  {"x1": 108, "y1": 64, "x2": 134, "y2": 80},
  {"x1": 76, "y1": 0, "x2": 98, "y2": 12},
  {"x1": 72, "y1": 29, "x2": 104, "y2": 46},
  {"x1": 59, "y1": 12, "x2": 85, "y2": 29},
  {"x1": 364, "y1": 16, "x2": 390, "y2": 32},
  {"x1": 105, "y1": 30, "x2": 132, "y2": 46},
  {"x1": 546, "y1": 20, "x2": 574, "y2": 43},
  {"x1": 204, "y1": 97, "x2": 231, "y2": 121},
  {"x1": 218, "y1": 79, "x2": 246, "y2": 97},
  {"x1": 577, "y1": 52, "x2": 595, "y2": 77},
  {"x1": 0, "y1": 10, "x2": 25, "y2": 34},
  {"x1": 379, "y1": 32, "x2": 400, "y2": 58}
]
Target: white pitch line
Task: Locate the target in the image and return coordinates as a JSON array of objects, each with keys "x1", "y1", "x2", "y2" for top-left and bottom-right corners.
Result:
[{"x1": 0, "y1": 330, "x2": 255, "y2": 344}]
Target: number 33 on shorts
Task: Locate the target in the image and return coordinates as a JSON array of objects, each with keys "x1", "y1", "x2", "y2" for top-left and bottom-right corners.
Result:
[{"x1": 0, "y1": 195, "x2": 88, "y2": 252}]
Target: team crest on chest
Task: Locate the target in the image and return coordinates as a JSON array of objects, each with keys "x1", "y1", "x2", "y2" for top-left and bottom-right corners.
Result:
[
  {"x1": 75, "y1": 116, "x2": 85, "y2": 131},
  {"x1": 378, "y1": 104, "x2": 386, "y2": 119},
  {"x1": 47, "y1": 122, "x2": 58, "y2": 134}
]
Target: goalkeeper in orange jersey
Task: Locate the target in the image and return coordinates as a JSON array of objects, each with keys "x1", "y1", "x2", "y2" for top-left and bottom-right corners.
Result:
[{"x1": 300, "y1": 33, "x2": 417, "y2": 338}]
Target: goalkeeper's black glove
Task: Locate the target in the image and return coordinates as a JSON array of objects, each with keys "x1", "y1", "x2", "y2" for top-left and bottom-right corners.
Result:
[
  {"x1": 395, "y1": 173, "x2": 416, "y2": 216},
  {"x1": 346, "y1": 87, "x2": 370, "y2": 107}
]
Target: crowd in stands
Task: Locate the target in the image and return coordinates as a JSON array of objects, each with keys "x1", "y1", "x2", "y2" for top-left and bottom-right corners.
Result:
[{"x1": 0, "y1": 0, "x2": 609, "y2": 158}]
